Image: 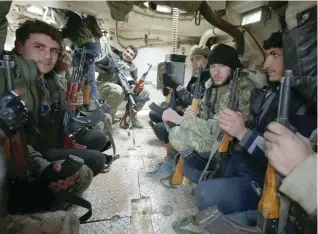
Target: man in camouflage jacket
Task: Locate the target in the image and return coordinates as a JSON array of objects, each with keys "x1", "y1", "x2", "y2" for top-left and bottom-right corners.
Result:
[
  {"x1": 95, "y1": 45, "x2": 150, "y2": 128},
  {"x1": 162, "y1": 44, "x2": 254, "y2": 167}
]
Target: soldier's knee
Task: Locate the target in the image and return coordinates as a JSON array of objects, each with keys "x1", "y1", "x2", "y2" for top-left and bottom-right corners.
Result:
[
  {"x1": 69, "y1": 164, "x2": 93, "y2": 195},
  {"x1": 111, "y1": 85, "x2": 125, "y2": 99},
  {"x1": 140, "y1": 87, "x2": 150, "y2": 98}
]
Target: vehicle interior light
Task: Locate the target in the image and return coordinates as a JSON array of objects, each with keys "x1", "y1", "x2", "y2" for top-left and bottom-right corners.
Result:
[
  {"x1": 27, "y1": 6, "x2": 44, "y2": 16},
  {"x1": 241, "y1": 9, "x2": 262, "y2": 26}
]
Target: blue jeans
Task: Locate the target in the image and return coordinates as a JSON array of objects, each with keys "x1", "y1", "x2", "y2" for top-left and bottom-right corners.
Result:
[
  {"x1": 153, "y1": 122, "x2": 169, "y2": 143},
  {"x1": 226, "y1": 210, "x2": 258, "y2": 226},
  {"x1": 182, "y1": 151, "x2": 264, "y2": 214},
  {"x1": 73, "y1": 42, "x2": 101, "y2": 99},
  {"x1": 149, "y1": 110, "x2": 162, "y2": 123},
  {"x1": 149, "y1": 111, "x2": 169, "y2": 143}
]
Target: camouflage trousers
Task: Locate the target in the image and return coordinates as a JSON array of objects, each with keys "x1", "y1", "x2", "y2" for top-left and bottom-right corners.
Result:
[
  {"x1": 98, "y1": 82, "x2": 150, "y2": 121},
  {"x1": 5, "y1": 164, "x2": 93, "y2": 234},
  {"x1": 4, "y1": 211, "x2": 80, "y2": 234},
  {"x1": 168, "y1": 125, "x2": 215, "y2": 154}
]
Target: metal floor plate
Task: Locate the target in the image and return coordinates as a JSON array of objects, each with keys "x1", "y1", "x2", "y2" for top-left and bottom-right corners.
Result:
[
  {"x1": 75, "y1": 86, "x2": 198, "y2": 233},
  {"x1": 71, "y1": 166, "x2": 140, "y2": 221},
  {"x1": 80, "y1": 217, "x2": 130, "y2": 234}
]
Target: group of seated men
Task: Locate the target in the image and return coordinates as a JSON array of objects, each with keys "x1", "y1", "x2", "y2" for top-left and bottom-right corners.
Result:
[
  {"x1": 148, "y1": 10, "x2": 317, "y2": 234},
  {"x1": 0, "y1": 2, "x2": 316, "y2": 234}
]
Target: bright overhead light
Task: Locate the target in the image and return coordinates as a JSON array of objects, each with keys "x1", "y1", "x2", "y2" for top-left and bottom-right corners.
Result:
[
  {"x1": 241, "y1": 9, "x2": 262, "y2": 26},
  {"x1": 27, "y1": 6, "x2": 44, "y2": 16},
  {"x1": 156, "y1": 5, "x2": 171, "y2": 13}
]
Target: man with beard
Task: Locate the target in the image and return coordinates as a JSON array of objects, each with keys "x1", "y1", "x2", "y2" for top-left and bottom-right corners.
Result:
[
  {"x1": 162, "y1": 44, "x2": 255, "y2": 185},
  {"x1": 193, "y1": 31, "x2": 317, "y2": 218},
  {"x1": 149, "y1": 45, "x2": 210, "y2": 143},
  {"x1": 95, "y1": 45, "x2": 150, "y2": 128}
]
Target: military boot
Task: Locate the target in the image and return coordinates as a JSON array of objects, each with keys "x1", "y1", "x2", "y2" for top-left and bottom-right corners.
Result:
[{"x1": 131, "y1": 115, "x2": 144, "y2": 128}]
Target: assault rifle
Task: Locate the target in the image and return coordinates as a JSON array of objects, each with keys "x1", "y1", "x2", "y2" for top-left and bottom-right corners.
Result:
[
  {"x1": 170, "y1": 67, "x2": 207, "y2": 186},
  {"x1": 135, "y1": 63, "x2": 152, "y2": 93},
  {"x1": 120, "y1": 63, "x2": 152, "y2": 128},
  {"x1": 196, "y1": 70, "x2": 294, "y2": 234},
  {"x1": 0, "y1": 55, "x2": 29, "y2": 173},
  {"x1": 0, "y1": 54, "x2": 29, "y2": 232},
  {"x1": 63, "y1": 48, "x2": 107, "y2": 149},
  {"x1": 198, "y1": 68, "x2": 240, "y2": 183},
  {"x1": 103, "y1": 39, "x2": 137, "y2": 143}
]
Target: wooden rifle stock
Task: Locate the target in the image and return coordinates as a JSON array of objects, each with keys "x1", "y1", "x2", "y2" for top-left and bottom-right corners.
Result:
[
  {"x1": 135, "y1": 79, "x2": 144, "y2": 94},
  {"x1": 218, "y1": 134, "x2": 230, "y2": 153},
  {"x1": 83, "y1": 60, "x2": 94, "y2": 107},
  {"x1": 257, "y1": 70, "x2": 294, "y2": 233},
  {"x1": 3, "y1": 133, "x2": 29, "y2": 171},
  {"x1": 83, "y1": 83, "x2": 91, "y2": 106},
  {"x1": 135, "y1": 63, "x2": 152, "y2": 94},
  {"x1": 2, "y1": 55, "x2": 29, "y2": 172}
]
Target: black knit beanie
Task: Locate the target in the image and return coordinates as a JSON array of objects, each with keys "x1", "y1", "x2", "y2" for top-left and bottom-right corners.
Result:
[{"x1": 208, "y1": 44, "x2": 242, "y2": 70}]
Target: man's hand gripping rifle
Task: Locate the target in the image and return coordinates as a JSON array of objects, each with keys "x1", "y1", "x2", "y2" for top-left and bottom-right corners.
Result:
[
  {"x1": 196, "y1": 70, "x2": 295, "y2": 234},
  {"x1": 103, "y1": 41, "x2": 137, "y2": 141},
  {"x1": 120, "y1": 63, "x2": 152, "y2": 126}
]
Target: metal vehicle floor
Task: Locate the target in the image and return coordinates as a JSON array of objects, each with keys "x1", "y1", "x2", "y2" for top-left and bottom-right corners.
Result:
[{"x1": 73, "y1": 85, "x2": 200, "y2": 234}]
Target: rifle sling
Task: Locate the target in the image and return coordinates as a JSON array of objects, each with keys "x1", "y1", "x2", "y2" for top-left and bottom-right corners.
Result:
[
  {"x1": 198, "y1": 134, "x2": 223, "y2": 183},
  {"x1": 54, "y1": 190, "x2": 92, "y2": 223}
]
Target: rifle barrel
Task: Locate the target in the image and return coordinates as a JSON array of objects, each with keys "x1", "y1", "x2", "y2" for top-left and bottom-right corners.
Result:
[
  {"x1": 3, "y1": 55, "x2": 14, "y2": 91},
  {"x1": 277, "y1": 70, "x2": 293, "y2": 127}
]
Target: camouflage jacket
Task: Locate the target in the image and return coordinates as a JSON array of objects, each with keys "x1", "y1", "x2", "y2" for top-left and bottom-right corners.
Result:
[
  {"x1": 179, "y1": 75, "x2": 255, "y2": 143},
  {"x1": 96, "y1": 51, "x2": 137, "y2": 85},
  {"x1": 0, "y1": 54, "x2": 67, "y2": 160}
]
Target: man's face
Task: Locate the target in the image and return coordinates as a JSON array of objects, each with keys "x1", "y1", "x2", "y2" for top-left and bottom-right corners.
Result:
[
  {"x1": 263, "y1": 48, "x2": 284, "y2": 82},
  {"x1": 190, "y1": 55, "x2": 207, "y2": 72},
  {"x1": 209, "y1": 64, "x2": 231, "y2": 86},
  {"x1": 17, "y1": 33, "x2": 60, "y2": 75},
  {"x1": 122, "y1": 47, "x2": 136, "y2": 63}
]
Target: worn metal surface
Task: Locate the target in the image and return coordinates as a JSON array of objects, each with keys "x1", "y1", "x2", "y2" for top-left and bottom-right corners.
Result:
[
  {"x1": 130, "y1": 197, "x2": 153, "y2": 234},
  {"x1": 134, "y1": 129, "x2": 168, "y2": 156},
  {"x1": 80, "y1": 217, "x2": 130, "y2": 234},
  {"x1": 74, "y1": 91, "x2": 198, "y2": 232},
  {"x1": 70, "y1": 166, "x2": 140, "y2": 221}
]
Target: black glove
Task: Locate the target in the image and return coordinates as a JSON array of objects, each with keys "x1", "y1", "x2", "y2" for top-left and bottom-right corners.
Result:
[
  {"x1": 0, "y1": 91, "x2": 28, "y2": 137},
  {"x1": 163, "y1": 73, "x2": 180, "y2": 89},
  {"x1": 162, "y1": 87, "x2": 170, "y2": 96}
]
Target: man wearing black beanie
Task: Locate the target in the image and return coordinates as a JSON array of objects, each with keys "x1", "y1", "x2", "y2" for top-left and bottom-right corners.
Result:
[
  {"x1": 162, "y1": 44, "x2": 255, "y2": 187},
  {"x1": 192, "y1": 32, "x2": 316, "y2": 221}
]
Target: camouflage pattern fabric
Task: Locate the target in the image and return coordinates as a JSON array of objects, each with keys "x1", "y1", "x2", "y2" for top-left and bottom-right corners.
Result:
[
  {"x1": 4, "y1": 210, "x2": 80, "y2": 234},
  {"x1": 98, "y1": 82, "x2": 150, "y2": 120},
  {"x1": 50, "y1": 162, "x2": 93, "y2": 211},
  {"x1": 97, "y1": 55, "x2": 150, "y2": 120},
  {"x1": 4, "y1": 163, "x2": 91, "y2": 234},
  {"x1": 96, "y1": 53, "x2": 137, "y2": 84},
  {"x1": 169, "y1": 75, "x2": 255, "y2": 153}
]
